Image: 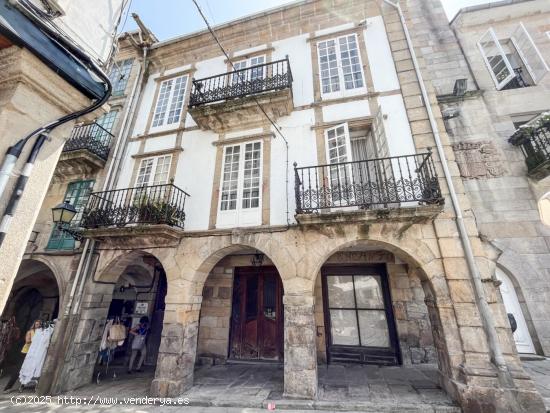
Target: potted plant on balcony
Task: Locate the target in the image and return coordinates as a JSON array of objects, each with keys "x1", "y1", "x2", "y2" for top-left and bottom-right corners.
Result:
[
  {"x1": 134, "y1": 192, "x2": 181, "y2": 226},
  {"x1": 538, "y1": 112, "x2": 550, "y2": 129}
]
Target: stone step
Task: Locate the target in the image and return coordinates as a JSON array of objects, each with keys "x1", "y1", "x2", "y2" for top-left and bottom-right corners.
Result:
[{"x1": 183, "y1": 394, "x2": 461, "y2": 412}]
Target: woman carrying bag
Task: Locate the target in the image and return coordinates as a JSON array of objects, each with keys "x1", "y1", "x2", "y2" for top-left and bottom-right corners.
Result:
[{"x1": 128, "y1": 316, "x2": 149, "y2": 374}]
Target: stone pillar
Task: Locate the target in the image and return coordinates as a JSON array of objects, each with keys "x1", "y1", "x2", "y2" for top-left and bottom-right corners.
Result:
[
  {"x1": 283, "y1": 293, "x2": 318, "y2": 399},
  {"x1": 151, "y1": 302, "x2": 200, "y2": 397}
]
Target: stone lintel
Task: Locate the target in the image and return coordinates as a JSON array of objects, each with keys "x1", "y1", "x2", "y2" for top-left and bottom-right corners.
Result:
[{"x1": 295, "y1": 204, "x2": 444, "y2": 225}]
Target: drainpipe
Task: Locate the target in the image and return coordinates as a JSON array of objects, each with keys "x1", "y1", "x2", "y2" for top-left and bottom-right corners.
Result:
[{"x1": 382, "y1": 0, "x2": 511, "y2": 382}]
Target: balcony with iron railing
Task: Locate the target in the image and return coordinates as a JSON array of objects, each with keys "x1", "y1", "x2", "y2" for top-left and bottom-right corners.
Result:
[
  {"x1": 81, "y1": 182, "x2": 190, "y2": 241},
  {"x1": 293, "y1": 151, "x2": 443, "y2": 223},
  {"x1": 509, "y1": 116, "x2": 550, "y2": 180},
  {"x1": 188, "y1": 58, "x2": 294, "y2": 132},
  {"x1": 56, "y1": 122, "x2": 114, "y2": 176}
]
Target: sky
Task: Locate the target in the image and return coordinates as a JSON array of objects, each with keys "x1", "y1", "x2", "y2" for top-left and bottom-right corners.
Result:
[{"x1": 122, "y1": 0, "x2": 492, "y2": 42}]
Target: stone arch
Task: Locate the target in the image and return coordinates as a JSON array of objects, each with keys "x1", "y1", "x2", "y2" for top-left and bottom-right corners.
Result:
[
  {"x1": 496, "y1": 247, "x2": 550, "y2": 355},
  {"x1": 52, "y1": 248, "x2": 169, "y2": 393},
  {"x1": 94, "y1": 249, "x2": 169, "y2": 284},
  {"x1": 308, "y1": 237, "x2": 444, "y2": 297},
  {"x1": 4, "y1": 259, "x2": 62, "y2": 320},
  {"x1": 307, "y1": 236, "x2": 464, "y2": 398},
  {"x1": 495, "y1": 263, "x2": 541, "y2": 355}
]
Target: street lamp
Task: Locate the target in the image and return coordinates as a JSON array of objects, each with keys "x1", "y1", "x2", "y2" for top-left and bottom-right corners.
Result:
[{"x1": 51, "y1": 200, "x2": 83, "y2": 240}]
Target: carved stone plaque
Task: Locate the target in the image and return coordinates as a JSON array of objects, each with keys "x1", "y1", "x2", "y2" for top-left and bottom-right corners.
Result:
[{"x1": 452, "y1": 141, "x2": 505, "y2": 179}]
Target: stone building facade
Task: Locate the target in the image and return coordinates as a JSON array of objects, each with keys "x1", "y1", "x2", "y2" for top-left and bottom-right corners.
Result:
[
  {"x1": 0, "y1": 0, "x2": 126, "y2": 313},
  {"x1": 5, "y1": 0, "x2": 550, "y2": 412},
  {"x1": 436, "y1": 0, "x2": 550, "y2": 357}
]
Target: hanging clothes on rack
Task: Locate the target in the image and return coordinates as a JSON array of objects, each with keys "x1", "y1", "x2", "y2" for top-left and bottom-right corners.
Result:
[
  {"x1": 100, "y1": 319, "x2": 114, "y2": 351},
  {"x1": 0, "y1": 317, "x2": 20, "y2": 366},
  {"x1": 19, "y1": 325, "x2": 54, "y2": 386}
]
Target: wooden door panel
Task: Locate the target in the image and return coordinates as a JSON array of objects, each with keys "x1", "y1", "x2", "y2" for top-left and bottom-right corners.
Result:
[{"x1": 229, "y1": 267, "x2": 283, "y2": 361}]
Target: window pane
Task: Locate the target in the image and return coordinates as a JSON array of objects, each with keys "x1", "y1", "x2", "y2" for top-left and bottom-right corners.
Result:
[
  {"x1": 48, "y1": 180, "x2": 94, "y2": 250},
  {"x1": 109, "y1": 58, "x2": 133, "y2": 96},
  {"x1": 167, "y1": 76, "x2": 187, "y2": 124},
  {"x1": 358, "y1": 310, "x2": 390, "y2": 347},
  {"x1": 94, "y1": 111, "x2": 117, "y2": 144},
  {"x1": 330, "y1": 309, "x2": 359, "y2": 345},
  {"x1": 152, "y1": 79, "x2": 173, "y2": 127},
  {"x1": 354, "y1": 275, "x2": 384, "y2": 309},
  {"x1": 220, "y1": 145, "x2": 240, "y2": 211},
  {"x1": 136, "y1": 158, "x2": 154, "y2": 187},
  {"x1": 318, "y1": 39, "x2": 340, "y2": 93},
  {"x1": 339, "y1": 35, "x2": 364, "y2": 90},
  {"x1": 153, "y1": 155, "x2": 172, "y2": 185},
  {"x1": 327, "y1": 275, "x2": 355, "y2": 308},
  {"x1": 241, "y1": 142, "x2": 261, "y2": 209}
]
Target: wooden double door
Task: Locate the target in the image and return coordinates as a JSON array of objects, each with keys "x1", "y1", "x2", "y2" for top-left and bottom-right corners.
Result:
[{"x1": 229, "y1": 266, "x2": 284, "y2": 361}]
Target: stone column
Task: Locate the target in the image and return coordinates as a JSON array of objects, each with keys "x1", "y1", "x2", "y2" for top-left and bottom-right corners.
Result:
[
  {"x1": 151, "y1": 302, "x2": 200, "y2": 397},
  {"x1": 283, "y1": 293, "x2": 318, "y2": 399}
]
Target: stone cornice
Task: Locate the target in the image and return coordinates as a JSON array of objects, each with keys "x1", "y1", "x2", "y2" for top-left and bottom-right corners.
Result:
[{"x1": 0, "y1": 47, "x2": 90, "y2": 115}]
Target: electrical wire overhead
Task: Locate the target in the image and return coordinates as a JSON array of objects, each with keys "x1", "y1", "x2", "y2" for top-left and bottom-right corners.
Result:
[{"x1": 190, "y1": 0, "x2": 291, "y2": 225}]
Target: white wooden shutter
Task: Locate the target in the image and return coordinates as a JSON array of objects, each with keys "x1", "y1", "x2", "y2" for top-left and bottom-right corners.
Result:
[
  {"x1": 372, "y1": 107, "x2": 389, "y2": 159},
  {"x1": 324, "y1": 123, "x2": 353, "y2": 206},
  {"x1": 477, "y1": 28, "x2": 515, "y2": 90},
  {"x1": 511, "y1": 22, "x2": 549, "y2": 84}
]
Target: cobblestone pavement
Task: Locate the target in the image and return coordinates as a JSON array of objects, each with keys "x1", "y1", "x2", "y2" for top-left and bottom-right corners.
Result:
[
  {"x1": 0, "y1": 363, "x2": 459, "y2": 412},
  {"x1": 523, "y1": 358, "x2": 550, "y2": 410}
]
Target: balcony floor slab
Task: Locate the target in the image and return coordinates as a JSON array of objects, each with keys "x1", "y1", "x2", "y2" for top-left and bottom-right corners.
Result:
[
  {"x1": 189, "y1": 88, "x2": 293, "y2": 133},
  {"x1": 295, "y1": 204, "x2": 444, "y2": 226},
  {"x1": 83, "y1": 224, "x2": 185, "y2": 248}
]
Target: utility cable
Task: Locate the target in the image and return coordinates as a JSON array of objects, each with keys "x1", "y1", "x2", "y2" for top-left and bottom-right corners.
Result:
[
  {"x1": 0, "y1": 0, "x2": 113, "y2": 247},
  {"x1": 191, "y1": 0, "x2": 292, "y2": 226}
]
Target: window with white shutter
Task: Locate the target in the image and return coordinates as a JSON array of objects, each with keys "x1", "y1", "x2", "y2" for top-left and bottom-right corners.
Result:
[
  {"x1": 231, "y1": 55, "x2": 266, "y2": 84},
  {"x1": 135, "y1": 155, "x2": 172, "y2": 187},
  {"x1": 317, "y1": 34, "x2": 365, "y2": 98},
  {"x1": 478, "y1": 23, "x2": 548, "y2": 90},
  {"x1": 511, "y1": 23, "x2": 549, "y2": 84},
  {"x1": 217, "y1": 141, "x2": 263, "y2": 228},
  {"x1": 152, "y1": 75, "x2": 188, "y2": 128}
]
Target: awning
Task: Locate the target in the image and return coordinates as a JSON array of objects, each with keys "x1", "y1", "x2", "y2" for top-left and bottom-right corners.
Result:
[{"x1": 0, "y1": 0, "x2": 106, "y2": 100}]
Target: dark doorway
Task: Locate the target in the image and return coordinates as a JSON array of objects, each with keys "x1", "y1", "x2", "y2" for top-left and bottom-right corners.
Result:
[
  {"x1": 229, "y1": 266, "x2": 283, "y2": 361},
  {"x1": 322, "y1": 265, "x2": 400, "y2": 365}
]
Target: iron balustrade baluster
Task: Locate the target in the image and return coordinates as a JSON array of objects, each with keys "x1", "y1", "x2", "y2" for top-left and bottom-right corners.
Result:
[
  {"x1": 81, "y1": 183, "x2": 190, "y2": 229},
  {"x1": 189, "y1": 58, "x2": 292, "y2": 106},
  {"x1": 510, "y1": 124, "x2": 550, "y2": 174},
  {"x1": 293, "y1": 152, "x2": 443, "y2": 213},
  {"x1": 62, "y1": 122, "x2": 114, "y2": 160}
]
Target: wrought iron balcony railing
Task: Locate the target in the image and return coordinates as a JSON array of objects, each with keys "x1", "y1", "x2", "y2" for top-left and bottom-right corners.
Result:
[
  {"x1": 81, "y1": 183, "x2": 190, "y2": 229},
  {"x1": 189, "y1": 58, "x2": 292, "y2": 107},
  {"x1": 63, "y1": 122, "x2": 114, "y2": 160},
  {"x1": 294, "y1": 151, "x2": 443, "y2": 214},
  {"x1": 509, "y1": 121, "x2": 550, "y2": 177}
]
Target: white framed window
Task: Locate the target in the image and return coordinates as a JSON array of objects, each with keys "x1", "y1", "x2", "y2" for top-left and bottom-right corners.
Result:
[
  {"x1": 478, "y1": 23, "x2": 549, "y2": 90},
  {"x1": 322, "y1": 116, "x2": 391, "y2": 209},
  {"x1": 317, "y1": 34, "x2": 365, "y2": 98},
  {"x1": 109, "y1": 58, "x2": 134, "y2": 96},
  {"x1": 217, "y1": 141, "x2": 263, "y2": 228},
  {"x1": 152, "y1": 75, "x2": 188, "y2": 128},
  {"x1": 135, "y1": 155, "x2": 172, "y2": 187},
  {"x1": 232, "y1": 55, "x2": 266, "y2": 83}
]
